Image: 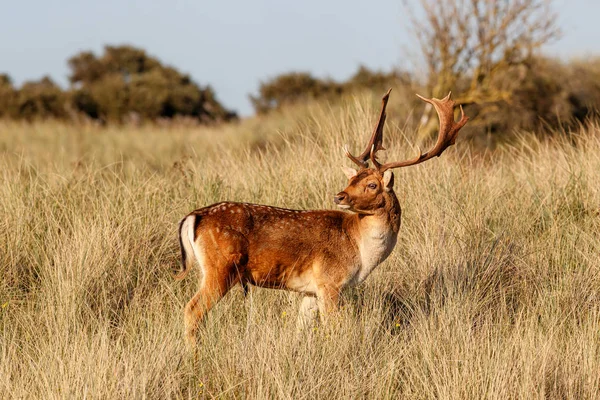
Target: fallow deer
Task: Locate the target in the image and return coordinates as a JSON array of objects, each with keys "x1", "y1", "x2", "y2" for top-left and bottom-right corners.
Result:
[{"x1": 177, "y1": 90, "x2": 468, "y2": 344}]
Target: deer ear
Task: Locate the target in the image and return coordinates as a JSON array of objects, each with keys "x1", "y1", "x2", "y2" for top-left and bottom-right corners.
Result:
[
  {"x1": 341, "y1": 166, "x2": 358, "y2": 179},
  {"x1": 382, "y1": 170, "x2": 394, "y2": 191}
]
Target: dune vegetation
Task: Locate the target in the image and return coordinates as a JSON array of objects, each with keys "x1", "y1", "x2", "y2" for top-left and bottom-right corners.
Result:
[{"x1": 1, "y1": 92, "x2": 599, "y2": 398}]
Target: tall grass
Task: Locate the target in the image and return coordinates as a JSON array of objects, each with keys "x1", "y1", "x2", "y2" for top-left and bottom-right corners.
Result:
[{"x1": 1, "y1": 93, "x2": 599, "y2": 398}]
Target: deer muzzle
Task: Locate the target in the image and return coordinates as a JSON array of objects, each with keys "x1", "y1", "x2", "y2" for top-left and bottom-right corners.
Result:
[{"x1": 334, "y1": 192, "x2": 351, "y2": 209}]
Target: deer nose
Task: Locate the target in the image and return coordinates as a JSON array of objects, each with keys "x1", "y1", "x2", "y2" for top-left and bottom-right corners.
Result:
[{"x1": 334, "y1": 192, "x2": 347, "y2": 204}]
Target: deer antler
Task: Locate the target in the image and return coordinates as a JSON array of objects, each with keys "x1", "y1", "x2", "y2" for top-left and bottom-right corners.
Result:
[
  {"x1": 345, "y1": 88, "x2": 392, "y2": 169},
  {"x1": 375, "y1": 92, "x2": 469, "y2": 173}
]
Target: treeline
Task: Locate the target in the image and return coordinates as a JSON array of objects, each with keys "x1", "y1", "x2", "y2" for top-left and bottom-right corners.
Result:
[
  {"x1": 2, "y1": 44, "x2": 600, "y2": 142},
  {"x1": 0, "y1": 45, "x2": 236, "y2": 124},
  {"x1": 0, "y1": 48, "x2": 406, "y2": 123}
]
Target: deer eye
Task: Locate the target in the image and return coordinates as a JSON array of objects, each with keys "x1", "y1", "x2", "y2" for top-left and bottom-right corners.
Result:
[{"x1": 367, "y1": 183, "x2": 377, "y2": 190}]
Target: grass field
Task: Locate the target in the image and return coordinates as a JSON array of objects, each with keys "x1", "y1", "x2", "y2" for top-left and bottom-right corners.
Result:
[{"x1": 1, "y1": 93, "x2": 599, "y2": 398}]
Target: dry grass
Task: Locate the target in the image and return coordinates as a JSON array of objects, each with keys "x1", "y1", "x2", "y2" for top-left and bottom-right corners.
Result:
[{"x1": 1, "y1": 93, "x2": 599, "y2": 399}]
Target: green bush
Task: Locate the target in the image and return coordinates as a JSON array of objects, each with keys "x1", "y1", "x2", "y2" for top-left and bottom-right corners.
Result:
[
  {"x1": 250, "y1": 72, "x2": 342, "y2": 114},
  {"x1": 250, "y1": 67, "x2": 405, "y2": 114},
  {"x1": 344, "y1": 65, "x2": 409, "y2": 92},
  {"x1": 14, "y1": 77, "x2": 68, "y2": 121},
  {"x1": 68, "y1": 45, "x2": 237, "y2": 123}
]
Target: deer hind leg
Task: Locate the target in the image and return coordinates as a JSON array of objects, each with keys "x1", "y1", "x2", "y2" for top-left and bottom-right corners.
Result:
[
  {"x1": 184, "y1": 269, "x2": 238, "y2": 346},
  {"x1": 184, "y1": 230, "x2": 247, "y2": 346}
]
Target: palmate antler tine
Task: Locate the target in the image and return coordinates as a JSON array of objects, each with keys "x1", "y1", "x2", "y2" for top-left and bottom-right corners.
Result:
[
  {"x1": 346, "y1": 88, "x2": 392, "y2": 169},
  {"x1": 377, "y1": 92, "x2": 469, "y2": 173}
]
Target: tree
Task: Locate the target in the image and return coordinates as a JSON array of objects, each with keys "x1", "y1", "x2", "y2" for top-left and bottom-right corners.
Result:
[
  {"x1": 68, "y1": 45, "x2": 236, "y2": 123},
  {"x1": 1, "y1": 46, "x2": 236, "y2": 123},
  {"x1": 250, "y1": 72, "x2": 342, "y2": 114},
  {"x1": 67, "y1": 51, "x2": 105, "y2": 85},
  {"x1": 405, "y1": 0, "x2": 560, "y2": 133}
]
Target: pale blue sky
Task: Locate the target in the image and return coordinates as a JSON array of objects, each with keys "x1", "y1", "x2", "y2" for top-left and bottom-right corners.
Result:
[{"x1": 1, "y1": 0, "x2": 599, "y2": 115}]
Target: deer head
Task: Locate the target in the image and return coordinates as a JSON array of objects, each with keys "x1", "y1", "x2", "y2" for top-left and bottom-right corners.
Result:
[{"x1": 334, "y1": 89, "x2": 469, "y2": 214}]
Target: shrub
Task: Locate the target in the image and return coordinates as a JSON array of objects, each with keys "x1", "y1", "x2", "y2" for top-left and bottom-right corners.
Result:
[
  {"x1": 67, "y1": 45, "x2": 237, "y2": 123},
  {"x1": 250, "y1": 66, "x2": 405, "y2": 114},
  {"x1": 460, "y1": 57, "x2": 600, "y2": 145},
  {"x1": 0, "y1": 74, "x2": 16, "y2": 118},
  {"x1": 14, "y1": 77, "x2": 68, "y2": 121}
]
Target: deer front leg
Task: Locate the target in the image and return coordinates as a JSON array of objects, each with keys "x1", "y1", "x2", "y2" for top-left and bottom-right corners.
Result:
[
  {"x1": 296, "y1": 295, "x2": 318, "y2": 331},
  {"x1": 316, "y1": 284, "x2": 340, "y2": 325}
]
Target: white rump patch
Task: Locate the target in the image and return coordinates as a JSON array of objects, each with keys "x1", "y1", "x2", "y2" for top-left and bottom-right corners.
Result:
[{"x1": 181, "y1": 215, "x2": 203, "y2": 268}]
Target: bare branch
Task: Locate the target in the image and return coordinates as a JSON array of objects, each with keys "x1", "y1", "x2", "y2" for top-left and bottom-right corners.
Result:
[{"x1": 405, "y1": 0, "x2": 560, "y2": 106}]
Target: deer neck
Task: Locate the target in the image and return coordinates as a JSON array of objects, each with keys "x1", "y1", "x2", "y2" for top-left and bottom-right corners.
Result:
[{"x1": 351, "y1": 191, "x2": 401, "y2": 283}]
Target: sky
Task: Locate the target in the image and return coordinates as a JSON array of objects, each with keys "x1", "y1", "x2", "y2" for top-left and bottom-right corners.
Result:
[{"x1": 1, "y1": 0, "x2": 599, "y2": 116}]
